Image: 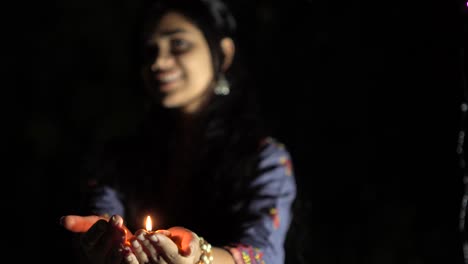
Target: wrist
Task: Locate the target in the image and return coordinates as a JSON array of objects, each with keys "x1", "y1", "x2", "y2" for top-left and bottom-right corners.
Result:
[{"x1": 197, "y1": 237, "x2": 213, "y2": 264}]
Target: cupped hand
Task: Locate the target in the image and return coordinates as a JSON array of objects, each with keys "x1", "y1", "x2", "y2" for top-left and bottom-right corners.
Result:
[
  {"x1": 123, "y1": 227, "x2": 200, "y2": 264},
  {"x1": 61, "y1": 214, "x2": 132, "y2": 264}
]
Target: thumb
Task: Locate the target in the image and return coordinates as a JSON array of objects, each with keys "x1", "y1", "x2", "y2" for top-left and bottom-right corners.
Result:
[
  {"x1": 166, "y1": 227, "x2": 197, "y2": 256},
  {"x1": 153, "y1": 233, "x2": 182, "y2": 263},
  {"x1": 179, "y1": 234, "x2": 197, "y2": 256}
]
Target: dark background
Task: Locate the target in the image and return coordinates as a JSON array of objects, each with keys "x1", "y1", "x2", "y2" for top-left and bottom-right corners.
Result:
[{"x1": 9, "y1": 0, "x2": 468, "y2": 263}]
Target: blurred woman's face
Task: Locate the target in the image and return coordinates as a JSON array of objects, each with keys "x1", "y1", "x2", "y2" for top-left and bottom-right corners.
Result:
[{"x1": 143, "y1": 12, "x2": 214, "y2": 114}]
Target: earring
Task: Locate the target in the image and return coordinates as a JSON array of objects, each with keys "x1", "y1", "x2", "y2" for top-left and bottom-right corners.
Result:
[{"x1": 214, "y1": 74, "x2": 230, "y2": 96}]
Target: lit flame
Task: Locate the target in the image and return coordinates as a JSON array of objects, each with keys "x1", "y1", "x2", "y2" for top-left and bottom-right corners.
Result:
[{"x1": 145, "y1": 215, "x2": 152, "y2": 231}]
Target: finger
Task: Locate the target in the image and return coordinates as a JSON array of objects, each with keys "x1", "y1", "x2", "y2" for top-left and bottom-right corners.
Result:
[
  {"x1": 134, "y1": 230, "x2": 158, "y2": 263},
  {"x1": 104, "y1": 214, "x2": 133, "y2": 240},
  {"x1": 112, "y1": 215, "x2": 133, "y2": 238},
  {"x1": 154, "y1": 254, "x2": 169, "y2": 264},
  {"x1": 122, "y1": 246, "x2": 140, "y2": 264},
  {"x1": 61, "y1": 215, "x2": 106, "y2": 233},
  {"x1": 130, "y1": 238, "x2": 150, "y2": 264},
  {"x1": 95, "y1": 215, "x2": 127, "y2": 256},
  {"x1": 81, "y1": 215, "x2": 126, "y2": 263},
  {"x1": 151, "y1": 233, "x2": 182, "y2": 263},
  {"x1": 148, "y1": 229, "x2": 172, "y2": 259},
  {"x1": 154, "y1": 230, "x2": 171, "y2": 237},
  {"x1": 147, "y1": 233, "x2": 164, "y2": 263}
]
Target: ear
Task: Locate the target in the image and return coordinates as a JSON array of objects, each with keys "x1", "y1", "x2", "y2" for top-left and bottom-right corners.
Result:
[{"x1": 220, "y1": 37, "x2": 235, "y2": 72}]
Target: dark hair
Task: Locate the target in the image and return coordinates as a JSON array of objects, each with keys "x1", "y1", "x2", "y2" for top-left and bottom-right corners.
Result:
[
  {"x1": 134, "y1": 0, "x2": 266, "y2": 145},
  {"x1": 140, "y1": 0, "x2": 237, "y2": 85}
]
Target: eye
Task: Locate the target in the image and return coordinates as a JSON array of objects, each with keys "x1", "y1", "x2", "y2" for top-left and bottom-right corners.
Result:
[{"x1": 170, "y1": 38, "x2": 191, "y2": 54}]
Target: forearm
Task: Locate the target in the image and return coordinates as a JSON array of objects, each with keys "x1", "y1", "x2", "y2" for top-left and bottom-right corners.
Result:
[{"x1": 212, "y1": 247, "x2": 235, "y2": 264}]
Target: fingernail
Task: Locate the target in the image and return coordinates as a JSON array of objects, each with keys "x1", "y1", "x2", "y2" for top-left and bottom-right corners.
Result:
[
  {"x1": 149, "y1": 234, "x2": 159, "y2": 243},
  {"x1": 156, "y1": 230, "x2": 172, "y2": 236},
  {"x1": 125, "y1": 255, "x2": 133, "y2": 262},
  {"x1": 111, "y1": 215, "x2": 123, "y2": 228},
  {"x1": 137, "y1": 233, "x2": 145, "y2": 241},
  {"x1": 131, "y1": 240, "x2": 140, "y2": 248}
]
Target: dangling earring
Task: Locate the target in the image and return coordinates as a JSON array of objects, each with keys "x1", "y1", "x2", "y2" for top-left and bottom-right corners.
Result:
[{"x1": 214, "y1": 74, "x2": 230, "y2": 96}]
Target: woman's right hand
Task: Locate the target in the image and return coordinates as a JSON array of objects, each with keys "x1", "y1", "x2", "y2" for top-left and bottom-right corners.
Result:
[
  {"x1": 61, "y1": 214, "x2": 131, "y2": 264},
  {"x1": 122, "y1": 227, "x2": 201, "y2": 264}
]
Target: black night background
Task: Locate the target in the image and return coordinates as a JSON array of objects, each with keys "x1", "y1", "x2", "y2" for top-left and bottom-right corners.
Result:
[{"x1": 7, "y1": 0, "x2": 468, "y2": 263}]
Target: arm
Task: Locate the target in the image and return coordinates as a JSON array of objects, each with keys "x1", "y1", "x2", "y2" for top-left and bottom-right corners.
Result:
[
  {"x1": 226, "y1": 138, "x2": 297, "y2": 264},
  {"x1": 211, "y1": 248, "x2": 236, "y2": 264}
]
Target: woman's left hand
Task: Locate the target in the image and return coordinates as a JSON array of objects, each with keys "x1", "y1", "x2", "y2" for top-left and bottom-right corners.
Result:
[
  {"x1": 123, "y1": 226, "x2": 201, "y2": 264},
  {"x1": 61, "y1": 214, "x2": 130, "y2": 264}
]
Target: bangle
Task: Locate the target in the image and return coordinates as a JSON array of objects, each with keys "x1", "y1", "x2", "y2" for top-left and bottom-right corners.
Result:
[{"x1": 197, "y1": 237, "x2": 213, "y2": 264}]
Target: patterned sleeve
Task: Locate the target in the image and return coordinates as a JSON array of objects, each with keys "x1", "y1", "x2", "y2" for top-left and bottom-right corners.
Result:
[
  {"x1": 87, "y1": 184, "x2": 125, "y2": 218},
  {"x1": 225, "y1": 137, "x2": 297, "y2": 264},
  {"x1": 81, "y1": 146, "x2": 126, "y2": 218}
]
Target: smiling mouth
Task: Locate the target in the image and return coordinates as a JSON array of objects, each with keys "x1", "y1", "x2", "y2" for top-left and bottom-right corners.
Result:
[
  {"x1": 157, "y1": 73, "x2": 180, "y2": 83},
  {"x1": 158, "y1": 79, "x2": 180, "y2": 92},
  {"x1": 155, "y1": 72, "x2": 182, "y2": 91}
]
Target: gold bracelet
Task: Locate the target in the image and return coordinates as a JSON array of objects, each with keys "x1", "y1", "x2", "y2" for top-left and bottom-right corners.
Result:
[{"x1": 197, "y1": 237, "x2": 213, "y2": 264}]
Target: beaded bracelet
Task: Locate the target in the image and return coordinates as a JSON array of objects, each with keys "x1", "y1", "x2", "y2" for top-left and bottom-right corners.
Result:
[{"x1": 197, "y1": 237, "x2": 213, "y2": 264}]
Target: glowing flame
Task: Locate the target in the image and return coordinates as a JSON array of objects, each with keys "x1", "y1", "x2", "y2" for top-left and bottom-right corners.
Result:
[{"x1": 145, "y1": 215, "x2": 152, "y2": 231}]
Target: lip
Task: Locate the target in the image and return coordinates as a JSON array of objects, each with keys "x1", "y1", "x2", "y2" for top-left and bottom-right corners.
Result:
[
  {"x1": 154, "y1": 72, "x2": 182, "y2": 92},
  {"x1": 156, "y1": 72, "x2": 181, "y2": 82},
  {"x1": 158, "y1": 79, "x2": 180, "y2": 92}
]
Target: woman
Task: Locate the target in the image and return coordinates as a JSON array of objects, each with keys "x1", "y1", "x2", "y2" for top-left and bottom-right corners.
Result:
[{"x1": 61, "y1": 0, "x2": 296, "y2": 263}]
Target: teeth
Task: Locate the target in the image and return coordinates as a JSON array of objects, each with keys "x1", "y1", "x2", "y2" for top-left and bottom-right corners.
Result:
[{"x1": 158, "y1": 74, "x2": 181, "y2": 83}]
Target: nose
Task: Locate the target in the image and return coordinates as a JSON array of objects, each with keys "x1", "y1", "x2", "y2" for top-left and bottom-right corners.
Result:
[{"x1": 150, "y1": 51, "x2": 174, "y2": 72}]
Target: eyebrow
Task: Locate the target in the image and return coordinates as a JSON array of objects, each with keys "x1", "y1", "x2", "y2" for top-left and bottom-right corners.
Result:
[
  {"x1": 146, "y1": 28, "x2": 190, "y2": 45},
  {"x1": 158, "y1": 28, "x2": 189, "y2": 36}
]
